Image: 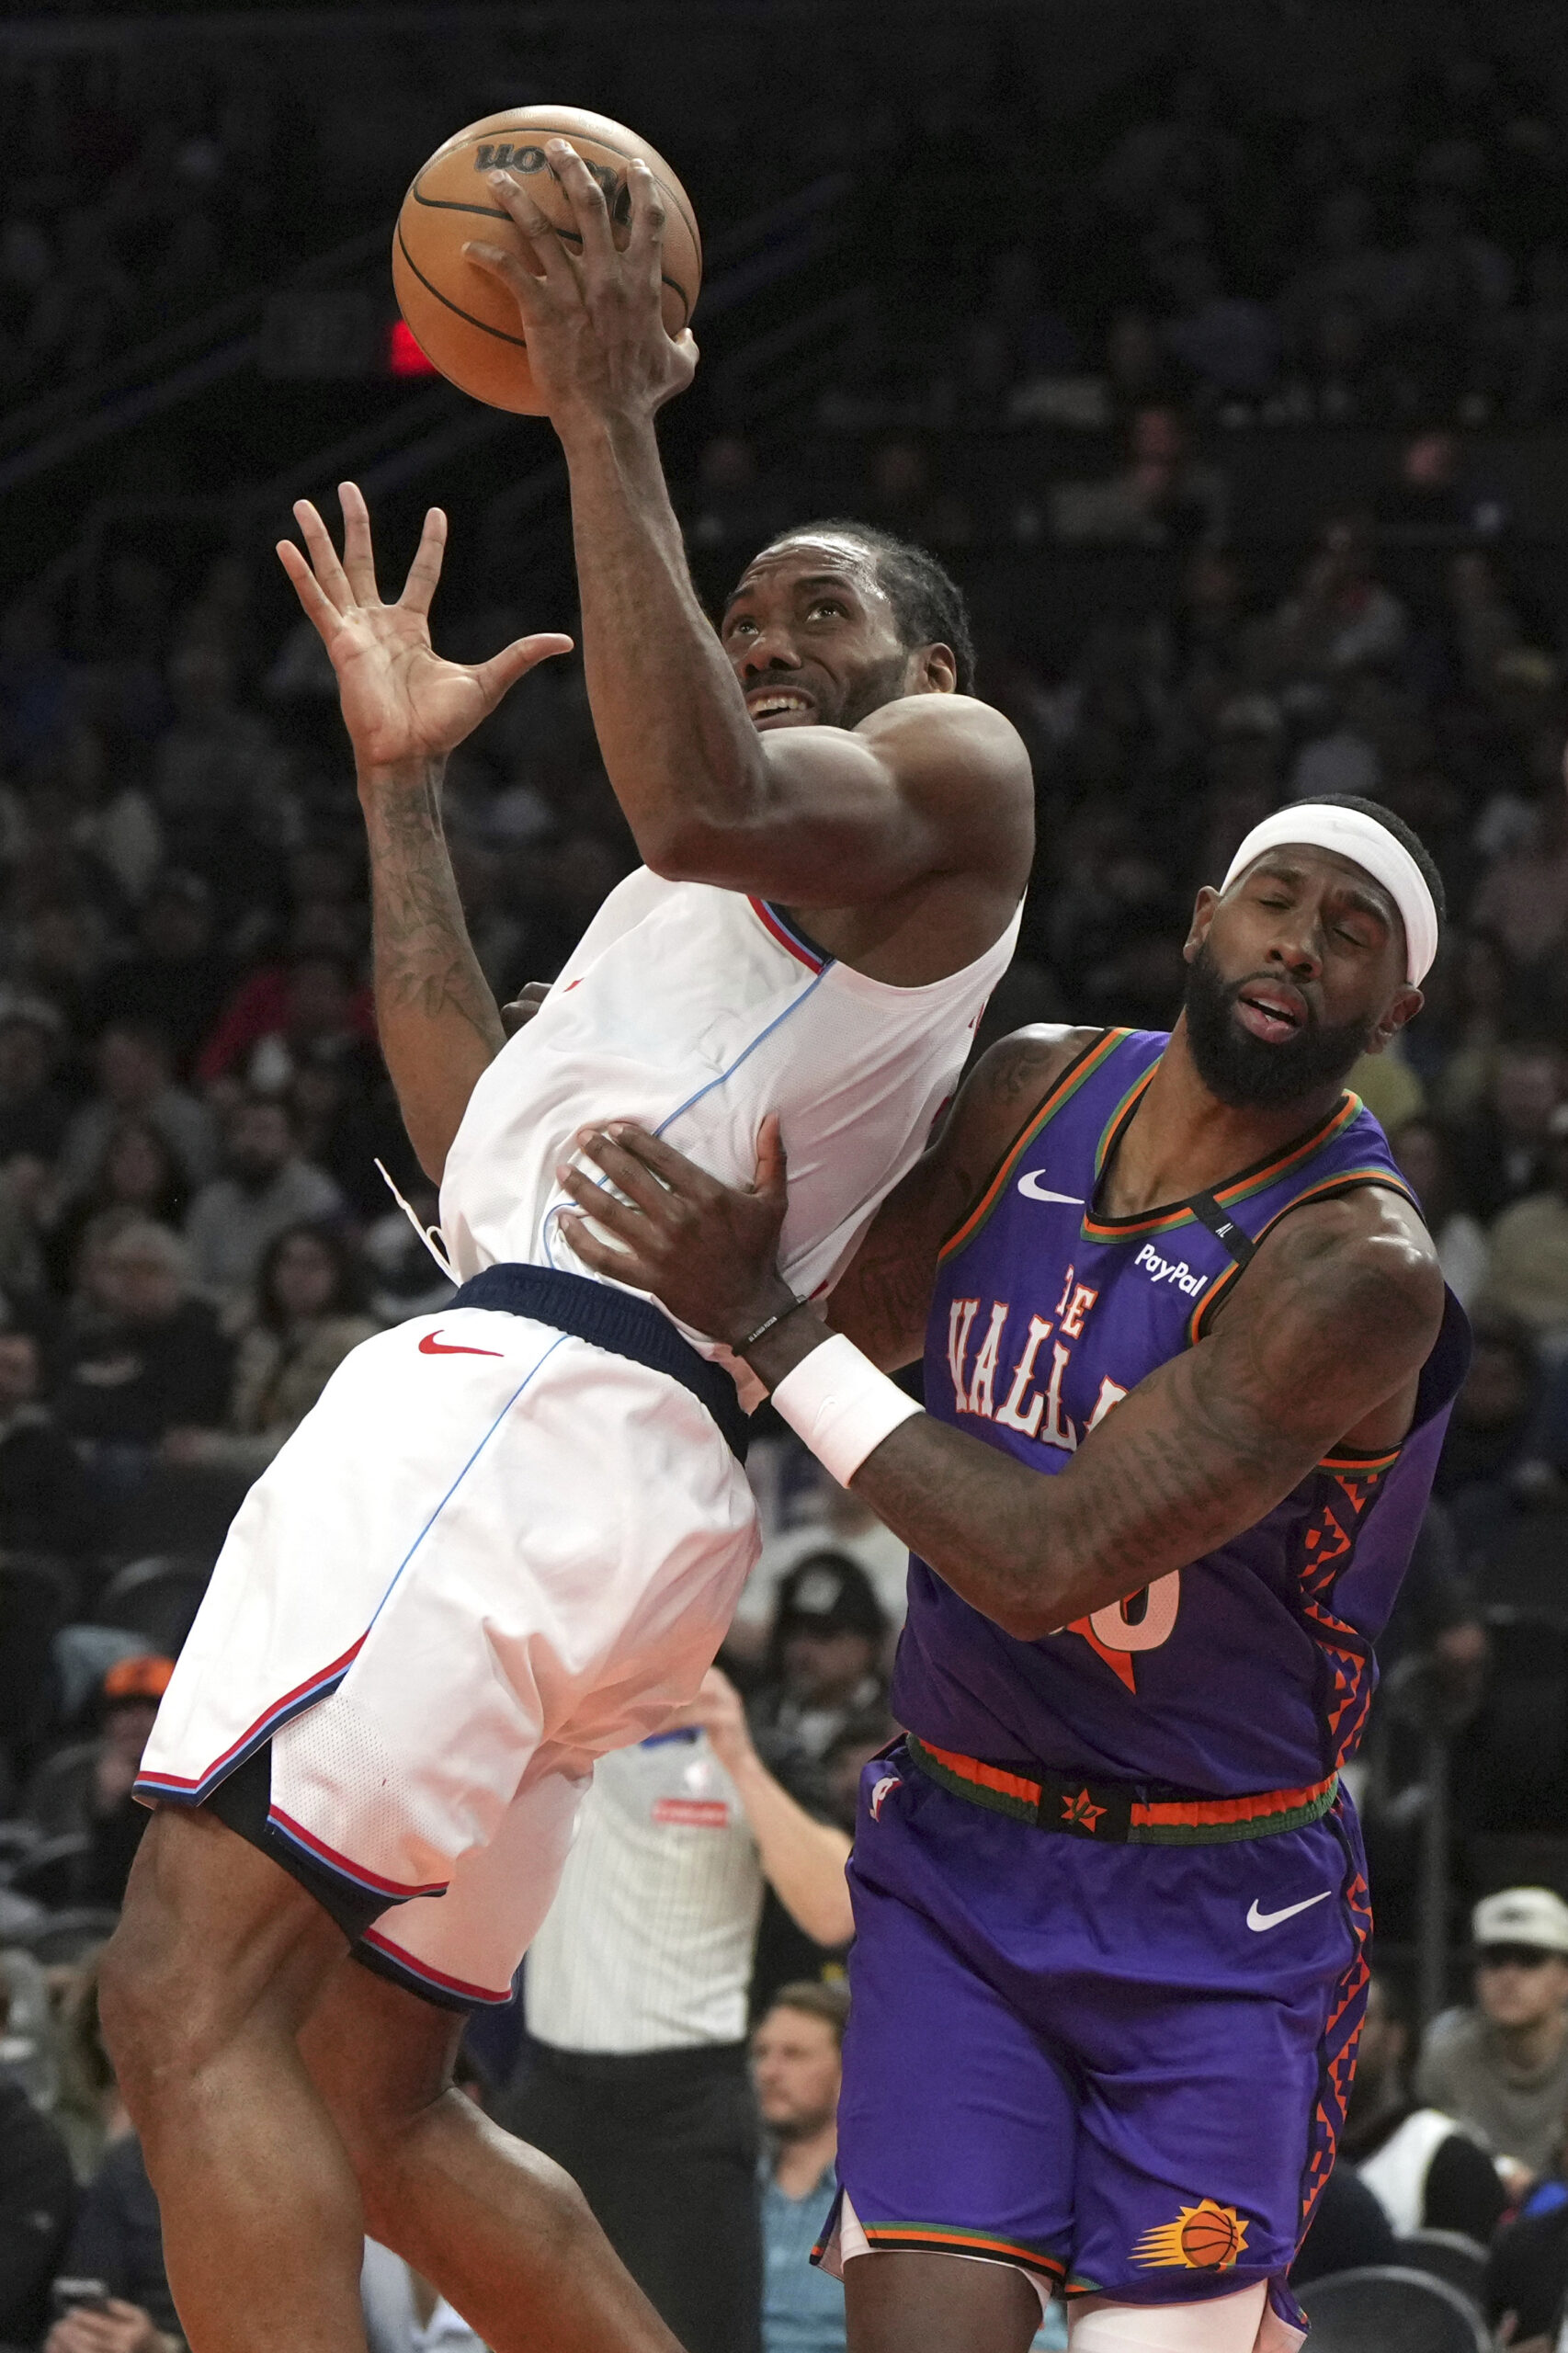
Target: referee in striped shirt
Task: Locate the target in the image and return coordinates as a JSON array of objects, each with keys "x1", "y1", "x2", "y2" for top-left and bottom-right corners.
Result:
[{"x1": 504, "y1": 1665, "x2": 855, "y2": 2353}]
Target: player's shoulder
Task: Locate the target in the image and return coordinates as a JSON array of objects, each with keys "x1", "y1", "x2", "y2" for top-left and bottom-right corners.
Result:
[
  {"x1": 854, "y1": 690, "x2": 1033, "y2": 790},
  {"x1": 1253, "y1": 1177, "x2": 1445, "y2": 1339},
  {"x1": 944, "y1": 1025, "x2": 1106, "y2": 1168}
]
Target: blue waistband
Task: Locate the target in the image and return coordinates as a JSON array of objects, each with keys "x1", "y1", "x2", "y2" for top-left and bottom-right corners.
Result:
[{"x1": 447, "y1": 1263, "x2": 748, "y2": 1462}]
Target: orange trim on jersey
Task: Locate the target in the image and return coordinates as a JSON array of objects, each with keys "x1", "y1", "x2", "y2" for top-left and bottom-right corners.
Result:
[
  {"x1": 1085, "y1": 1089, "x2": 1364, "y2": 1245},
  {"x1": 937, "y1": 1029, "x2": 1130, "y2": 1264},
  {"x1": 846, "y1": 2223, "x2": 1066, "y2": 2277}
]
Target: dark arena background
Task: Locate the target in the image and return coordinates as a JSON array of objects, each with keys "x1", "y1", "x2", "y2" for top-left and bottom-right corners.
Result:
[{"x1": 3, "y1": 4, "x2": 1568, "y2": 2348}]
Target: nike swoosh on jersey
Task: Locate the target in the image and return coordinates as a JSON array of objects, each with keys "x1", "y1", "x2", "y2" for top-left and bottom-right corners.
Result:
[
  {"x1": 1246, "y1": 1892, "x2": 1333, "y2": 1933},
  {"x1": 1017, "y1": 1170, "x2": 1085, "y2": 1205},
  {"x1": 417, "y1": 1331, "x2": 504, "y2": 1358}
]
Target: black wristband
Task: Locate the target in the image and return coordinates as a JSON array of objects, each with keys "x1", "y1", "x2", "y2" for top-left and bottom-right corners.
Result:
[{"x1": 736, "y1": 1297, "x2": 808, "y2": 1354}]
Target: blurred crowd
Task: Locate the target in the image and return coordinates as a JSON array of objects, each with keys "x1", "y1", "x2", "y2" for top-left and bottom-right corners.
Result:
[
  {"x1": 9, "y1": 21, "x2": 1568, "y2": 427},
  {"x1": 9, "y1": 6, "x2": 1568, "y2": 2351}
]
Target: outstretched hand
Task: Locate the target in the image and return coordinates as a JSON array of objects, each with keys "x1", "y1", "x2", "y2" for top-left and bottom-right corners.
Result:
[
  {"x1": 557, "y1": 1116, "x2": 790, "y2": 1346},
  {"x1": 277, "y1": 482, "x2": 573, "y2": 771}
]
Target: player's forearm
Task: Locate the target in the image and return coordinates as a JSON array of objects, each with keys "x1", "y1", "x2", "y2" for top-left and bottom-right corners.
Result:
[
  {"x1": 728, "y1": 1747, "x2": 854, "y2": 1946},
  {"x1": 745, "y1": 1313, "x2": 1308, "y2": 1643},
  {"x1": 554, "y1": 410, "x2": 769, "y2": 863},
  {"x1": 360, "y1": 757, "x2": 505, "y2": 1180}
]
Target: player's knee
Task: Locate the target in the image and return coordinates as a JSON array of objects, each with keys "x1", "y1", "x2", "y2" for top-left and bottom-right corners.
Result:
[{"x1": 98, "y1": 1879, "x2": 203, "y2": 2102}]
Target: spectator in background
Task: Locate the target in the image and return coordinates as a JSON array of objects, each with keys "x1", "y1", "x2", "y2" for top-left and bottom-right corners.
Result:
[
  {"x1": 1051, "y1": 405, "x2": 1228, "y2": 549},
  {"x1": 1452, "y1": 1039, "x2": 1564, "y2": 1222},
  {"x1": 1433, "y1": 1311, "x2": 1540, "y2": 1516},
  {"x1": 87, "y1": 872, "x2": 232, "y2": 1075},
  {"x1": 1472, "y1": 790, "x2": 1568, "y2": 973},
  {"x1": 54, "y1": 1024, "x2": 215, "y2": 1208},
  {"x1": 0, "y1": 1325, "x2": 92, "y2": 1555},
  {"x1": 45, "y1": 1118, "x2": 191, "y2": 1295},
  {"x1": 52, "y1": 1220, "x2": 232, "y2": 1463},
  {"x1": 507, "y1": 1665, "x2": 854, "y2": 2353},
  {"x1": 1418, "y1": 1887, "x2": 1568, "y2": 2183},
  {"x1": 1267, "y1": 515, "x2": 1409, "y2": 682},
  {"x1": 164, "y1": 1222, "x2": 376, "y2": 1476},
  {"x1": 0, "y1": 994, "x2": 72, "y2": 1167},
  {"x1": 1483, "y1": 1104, "x2": 1568, "y2": 1350},
  {"x1": 754, "y1": 1983, "x2": 850, "y2": 2353},
  {"x1": 0, "y1": 1967, "x2": 75, "y2": 2351},
  {"x1": 183, "y1": 1095, "x2": 342, "y2": 1309},
  {"x1": 1390, "y1": 1116, "x2": 1490, "y2": 1306},
  {"x1": 195, "y1": 921, "x2": 373, "y2": 1095},
  {"x1": 1342, "y1": 1972, "x2": 1508, "y2": 2240},
  {"x1": 748, "y1": 1556, "x2": 890, "y2": 1795},
  {"x1": 45, "y1": 2120, "x2": 179, "y2": 2353},
  {"x1": 76, "y1": 1656, "x2": 174, "y2": 1909}
]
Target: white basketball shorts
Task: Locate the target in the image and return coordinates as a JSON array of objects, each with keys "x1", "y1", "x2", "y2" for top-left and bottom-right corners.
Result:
[{"x1": 136, "y1": 1295, "x2": 759, "y2": 2006}]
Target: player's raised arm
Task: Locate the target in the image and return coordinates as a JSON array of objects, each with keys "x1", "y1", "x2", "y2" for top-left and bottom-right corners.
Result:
[
  {"x1": 467, "y1": 144, "x2": 1032, "y2": 920},
  {"x1": 277, "y1": 486, "x2": 571, "y2": 1179},
  {"x1": 553, "y1": 1122, "x2": 1445, "y2": 1640}
]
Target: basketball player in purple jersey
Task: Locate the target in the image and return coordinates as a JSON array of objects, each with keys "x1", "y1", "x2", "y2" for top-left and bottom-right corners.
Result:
[{"x1": 554, "y1": 797, "x2": 1468, "y2": 2353}]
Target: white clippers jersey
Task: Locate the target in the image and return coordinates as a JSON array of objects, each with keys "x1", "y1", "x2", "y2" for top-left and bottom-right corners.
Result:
[{"x1": 440, "y1": 870, "x2": 1020, "y2": 1366}]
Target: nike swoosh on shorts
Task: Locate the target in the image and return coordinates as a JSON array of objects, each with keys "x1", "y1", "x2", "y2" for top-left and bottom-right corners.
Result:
[
  {"x1": 418, "y1": 1331, "x2": 504, "y2": 1358},
  {"x1": 1017, "y1": 1171, "x2": 1085, "y2": 1205},
  {"x1": 1246, "y1": 1892, "x2": 1333, "y2": 1932}
]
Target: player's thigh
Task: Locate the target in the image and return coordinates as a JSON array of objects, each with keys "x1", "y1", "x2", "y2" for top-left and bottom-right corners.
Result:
[
  {"x1": 103, "y1": 1804, "x2": 347, "y2": 2082},
  {"x1": 831, "y1": 1831, "x2": 1077, "y2": 2303},
  {"x1": 846, "y1": 2250, "x2": 1041, "y2": 2353}
]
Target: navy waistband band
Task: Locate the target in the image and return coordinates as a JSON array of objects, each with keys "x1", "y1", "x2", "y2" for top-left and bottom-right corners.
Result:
[{"x1": 448, "y1": 1263, "x2": 748, "y2": 1462}]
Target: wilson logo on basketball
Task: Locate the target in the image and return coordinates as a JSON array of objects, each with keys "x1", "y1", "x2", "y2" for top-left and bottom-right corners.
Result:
[{"x1": 1131, "y1": 2200, "x2": 1249, "y2": 2270}]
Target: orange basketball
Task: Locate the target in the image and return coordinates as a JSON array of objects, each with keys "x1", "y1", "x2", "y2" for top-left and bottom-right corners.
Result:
[
  {"x1": 1177, "y1": 2206, "x2": 1243, "y2": 2268},
  {"x1": 392, "y1": 106, "x2": 701, "y2": 415}
]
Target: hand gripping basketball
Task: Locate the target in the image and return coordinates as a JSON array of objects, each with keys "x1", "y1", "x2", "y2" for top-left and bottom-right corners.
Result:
[
  {"x1": 465, "y1": 142, "x2": 699, "y2": 432},
  {"x1": 276, "y1": 482, "x2": 573, "y2": 774}
]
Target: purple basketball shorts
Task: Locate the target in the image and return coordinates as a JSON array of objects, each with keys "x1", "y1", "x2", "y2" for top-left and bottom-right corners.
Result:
[{"x1": 814, "y1": 1743, "x2": 1370, "y2": 2338}]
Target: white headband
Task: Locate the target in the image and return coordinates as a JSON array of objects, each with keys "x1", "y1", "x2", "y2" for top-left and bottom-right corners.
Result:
[{"x1": 1221, "y1": 804, "x2": 1437, "y2": 985}]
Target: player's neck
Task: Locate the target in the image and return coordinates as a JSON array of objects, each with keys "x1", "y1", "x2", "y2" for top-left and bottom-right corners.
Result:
[{"x1": 1103, "y1": 1019, "x2": 1351, "y2": 1220}]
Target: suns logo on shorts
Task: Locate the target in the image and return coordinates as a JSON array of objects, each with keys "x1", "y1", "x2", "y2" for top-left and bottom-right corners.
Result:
[
  {"x1": 869, "y1": 1775, "x2": 900, "y2": 1820},
  {"x1": 1131, "y1": 2200, "x2": 1249, "y2": 2271}
]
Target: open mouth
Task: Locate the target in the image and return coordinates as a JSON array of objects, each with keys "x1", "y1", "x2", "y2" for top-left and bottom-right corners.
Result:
[
  {"x1": 1235, "y1": 985, "x2": 1306, "y2": 1046},
  {"x1": 746, "y1": 688, "x2": 814, "y2": 725}
]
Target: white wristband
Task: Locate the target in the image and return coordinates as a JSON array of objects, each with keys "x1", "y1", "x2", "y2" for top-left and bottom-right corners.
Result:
[{"x1": 768, "y1": 1332, "x2": 923, "y2": 1488}]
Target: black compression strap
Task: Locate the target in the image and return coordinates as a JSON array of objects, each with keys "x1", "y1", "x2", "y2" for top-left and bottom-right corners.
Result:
[
  {"x1": 449, "y1": 1263, "x2": 748, "y2": 1461},
  {"x1": 1188, "y1": 1193, "x2": 1256, "y2": 1267}
]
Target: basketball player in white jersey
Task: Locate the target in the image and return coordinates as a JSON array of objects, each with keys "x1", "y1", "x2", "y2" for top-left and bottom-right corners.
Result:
[{"x1": 101, "y1": 145, "x2": 1032, "y2": 2353}]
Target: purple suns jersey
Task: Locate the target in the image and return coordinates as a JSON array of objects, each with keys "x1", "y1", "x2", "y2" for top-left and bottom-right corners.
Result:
[{"x1": 891, "y1": 1027, "x2": 1471, "y2": 1799}]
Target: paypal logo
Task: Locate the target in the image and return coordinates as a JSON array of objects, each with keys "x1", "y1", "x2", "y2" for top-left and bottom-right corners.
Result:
[{"x1": 1134, "y1": 1242, "x2": 1208, "y2": 1299}]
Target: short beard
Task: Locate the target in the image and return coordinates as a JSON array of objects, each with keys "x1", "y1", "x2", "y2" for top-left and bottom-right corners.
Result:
[
  {"x1": 838, "y1": 649, "x2": 913, "y2": 730},
  {"x1": 1183, "y1": 939, "x2": 1371, "y2": 1111}
]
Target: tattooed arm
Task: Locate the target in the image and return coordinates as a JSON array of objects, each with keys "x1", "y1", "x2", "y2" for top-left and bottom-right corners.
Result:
[
  {"x1": 824, "y1": 1026, "x2": 1104, "y2": 1369},
  {"x1": 276, "y1": 483, "x2": 571, "y2": 1178},
  {"x1": 359, "y1": 758, "x2": 506, "y2": 1178},
  {"x1": 554, "y1": 1123, "x2": 1444, "y2": 1642}
]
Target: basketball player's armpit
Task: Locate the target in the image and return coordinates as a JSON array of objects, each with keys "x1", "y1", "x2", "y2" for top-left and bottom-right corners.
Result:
[{"x1": 362, "y1": 756, "x2": 505, "y2": 1178}]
